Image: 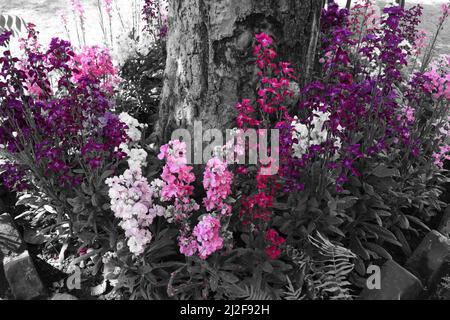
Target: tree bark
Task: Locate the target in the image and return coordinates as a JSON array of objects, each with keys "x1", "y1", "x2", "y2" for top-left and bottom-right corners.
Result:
[
  {"x1": 156, "y1": 0, "x2": 323, "y2": 144},
  {"x1": 395, "y1": 0, "x2": 405, "y2": 7},
  {"x1": 346, "y1": 0, "x2": 352, "y2": 10}
]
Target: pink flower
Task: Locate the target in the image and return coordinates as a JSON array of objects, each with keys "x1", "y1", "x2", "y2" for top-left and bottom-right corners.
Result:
[
  {"x1": 255, "y1": 32, "x2": 273, "y2": 47},
  {"x1": 179, "y1": 235, "x2": 198, "y2": 257},
  {"x1": 106, "y1": 168, "x2": 156, "y2": 255},
  {"x1": 192, "y1": 215, "x2": 224, "y2": 259},
  {"x1": 202, "y1": 157, "x2": 233, "y2": 216},
  {"x1": 77, "y1": 247, "x2": 87, "y2": 256},
  {"x1": 265, "y1": 245, "x2": 282, "y2": 260},
  {"x1": 71, "y1": 46, "x2": 119, "y2": 94},
  {"x1": 265, "y1": 229, "x2": 285, "y2": 259},
  {"x1": 158, "y1": 144, "x2": 169, "y2": 160},
  {"x1": 158, "y1": 140, "x2": 198, "y2": 221},
  {"x1": 71, "y1": 0, "x2": 85, "y2": 18},
  {"x1": 58, "y1": 10, "x2": 68, "y2": 26},
  {"x1": 161, "y1": 182, "x2": 178, "y2": 199},
  {"x1": 103, "y1": 0, "x2": 113, "y2": 17},
  {"x1": 441, "y1": 3, "x2": 450, "y2": 16}
]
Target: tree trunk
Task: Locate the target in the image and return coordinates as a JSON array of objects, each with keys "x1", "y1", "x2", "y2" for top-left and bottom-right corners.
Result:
[
  {"x1": 346, "y1": 0, "x2": 352, "y2": 10},
  {"x1": 156, "y1": 0, "x2": 323, "y2": 144}
]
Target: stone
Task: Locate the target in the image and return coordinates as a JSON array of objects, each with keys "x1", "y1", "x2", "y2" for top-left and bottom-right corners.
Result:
[
  {"x1": 50, "y1": 293, "x2": 78, "y2": 300},
  {"x1": 0, "y1": 213, "x2": 25, "y2": 256},
  {"x1": 438, "y1": 206, "x2": 450, "y2": 237},
  {"x1": 0, "y1": 251, "x2": 10, "y2": 297},
  {"x1": 406, "y1": 230, "x2": 450, "y2": 284},
  {"x1": 428, "y1": 257, "x2": 450, "y2": 300},
  {"x1": 3, "y1": 251, "x2": 47, "y2": 300},
  {"x1": 359, "y1": 260, "x2": 423, "y2": 300}
]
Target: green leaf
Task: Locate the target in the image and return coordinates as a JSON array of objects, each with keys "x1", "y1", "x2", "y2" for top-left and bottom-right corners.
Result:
[
  {"x1": 362, "y1": 223, "x2": 397, "y2": 243},
  {"x1": 0, "y1": 15, "x2": 26, "y2": 37},
  {"x1": 393, "y1": 227, "x2": 412, "y2": 256},
  {"x1": 262, "y1": 261, "x2": 274, "y2": 273},
  {"x1": 337, "y1": 196, "x2": 359, "y2": 210},
  {"x1": 328, "y1": 225, "x2": 345, "y2": 237},
  {"x1": 91, "y1": 193, "x2": 101, "y2": 207},
  {"x1": 16, "y1": 194, "x2": 37, "y2": 206},
  {"x1": 273, "y1": 201, "x2": 290, "y2": 211},
  {"x1": 6, "y1": 15, "x2": 13, "y2": 29},
  {"x1": 219, "y1": 271, "x2": 239, "y2": 284},
  {"x1": 371, "y1": 165, "x2": 400, "y2": 178},
  {"x1": 350, "y1": 236, "x2": 370, "y2": 260},
  {"x1": 81, "y1": 182, "x2": 93, "y2": 195},
  {"x1": 100, "y1": 169, "x2": 114, "y2": 182},
  {"x1": 23, "y1": 228, "x2": 46, "y2": 245},
  {"x1": 398, "y1": 214, "x2": 410, "y2": 229},
  {"x1": 406, "y1": 215, "x2": 431, "y2": 231},
  {"x1": 364, "y1": 242, "x2": 392, "y2": 260}
]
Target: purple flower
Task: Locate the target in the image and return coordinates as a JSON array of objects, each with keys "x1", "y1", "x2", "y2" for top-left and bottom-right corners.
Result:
[{"x1": 0, "y1": 31, "x2": 12, "y2": 46}]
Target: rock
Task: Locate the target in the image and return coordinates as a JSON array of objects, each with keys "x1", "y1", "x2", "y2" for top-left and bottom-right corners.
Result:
[
  {"x1": 3, "y1": 251, "x2": 47, "y2": 300},
  {"x1": 0, "y1": 251, "x2": 10, "y2": 297},
  {"x1": 50, "y1": 293, "x2": 78, "y2": 300},
  {"x1": 428, "y1": 257, "x2": 450, "y2": 300},
  {"x1": 406, "y1": 230, "x2": 450, "y2": 284},
  {"x1": 438, "y1": 206, "x2": 450, "y2": 237},
  {"x1": 0, "y1": 213, "x2": 25, "y2": 256},
  {"x1": 359, "y1": 260, "x2": 423, "y2": 300}
]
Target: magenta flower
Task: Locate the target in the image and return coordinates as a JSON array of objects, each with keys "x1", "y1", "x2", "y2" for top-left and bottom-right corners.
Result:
[
  {"x1": 255, "y1": 32, "x2": 273, "y2": 47},
  {"x1": 71, "y1": 0, "x2": 85, "y2": 18}
]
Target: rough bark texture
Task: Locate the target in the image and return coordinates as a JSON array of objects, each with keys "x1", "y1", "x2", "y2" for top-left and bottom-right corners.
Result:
[
  {"x1": 346, "y1": 0, "x2": 352, "y2": 10},
  {"x1": 156, "y1": 0, "x2": 323, "y2": 143}
]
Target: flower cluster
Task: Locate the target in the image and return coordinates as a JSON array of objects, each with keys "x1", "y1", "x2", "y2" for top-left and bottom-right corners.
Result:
[
  {"x1": 0, "y1": 27, "x2": 128, "y2": 191},
  {"x1": 291, "y1": 110, "x2": 342, "y2": 159},
  {"x1": 113, "y1": 31, "x2": 154, "y2": 67},
  {"x1": 203, "y1": 157, "x2": 233, "y2": 215},
  {"x1": 106, "y1": 168, "x2": 158, "y2": 255},
  {"x1": 431, "y1": 113, "x2": 450, "y2": 168},
  {"x1": 424, "y1": 54, "x2": 450, "y2": 99},
  {"x1": 279, "y1": 2, "x2": 429, "y2": 192},
  {"x1": 157, "y1": 140, "x2": 198, "y2": 219},
  {"x1": 0, "y1": 162, "x2": 29, "y2": 192},
  {"x1": 71, "y1": 45, "x2": 120, "y2": 94},
  {"x1": 236, "y1": 32, "x2": 295, "y2": 226},
  {"x1": 125, "y1": 139, "x2": 236, "y2": 260},
  {"x1": 119, "y1": 112, "x2": 145, "y2": 142},
  {"x1": 172, "y1": 156, "x2": 234, "y2": 259},
  {"x1": 118, "y1": 112, "x2": 148, "y2": 170},
  {"x1": 70, "y1": 0, "x2": 87, "y2": 46},
  {"x1": 191, "y1": 215, "x2": 224, "y2": 260},
  {"x1": 59, "y1": 11, "x2": 69, "y2": 28},
  {"x1": 103, "y1": 0, "x2": 113, "y2": 18},
  {"x1": 348, "y1": 0, "x2": 381, "y2": 38},
  {"x1": 154, "y1": 141, "x2": 231, "y2": 260},
  {"x1": 71, "y1": 0, "x2": 85, "y2": 19},
  {"x1": 142, "y1": 0, "x2": 169, "y2": 41},
  {"x1": 265, "y1": 229, "x2": 285, "y2": 260}
]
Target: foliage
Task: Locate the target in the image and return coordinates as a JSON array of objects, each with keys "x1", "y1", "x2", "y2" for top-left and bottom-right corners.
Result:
[
  {"x1": 106, "y1": 1, "x2": 449, "y2": 300},
  {"x1": 0, "y1": 25, "x2": 129, "y2": 252},
  {"x1": 308, "y1": 232, "x2": 356, "y2": 300},
  {"x1": 1, "y1": 0, "x2": 449, "y2": 301},
  {"x1": 0, "y1": 14, "x2": 26, "y2": 37}
]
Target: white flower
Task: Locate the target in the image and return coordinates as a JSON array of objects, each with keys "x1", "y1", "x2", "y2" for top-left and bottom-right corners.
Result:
[
  {"x1": 291, "y1": 110, "x2": 341, "y2": 158},
  {"x1": 127, "y1": 148, "x2": 148, "y2": 170},
  {"x1": 119, "y1": 112, "x2": 145, "y2": 142}
]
